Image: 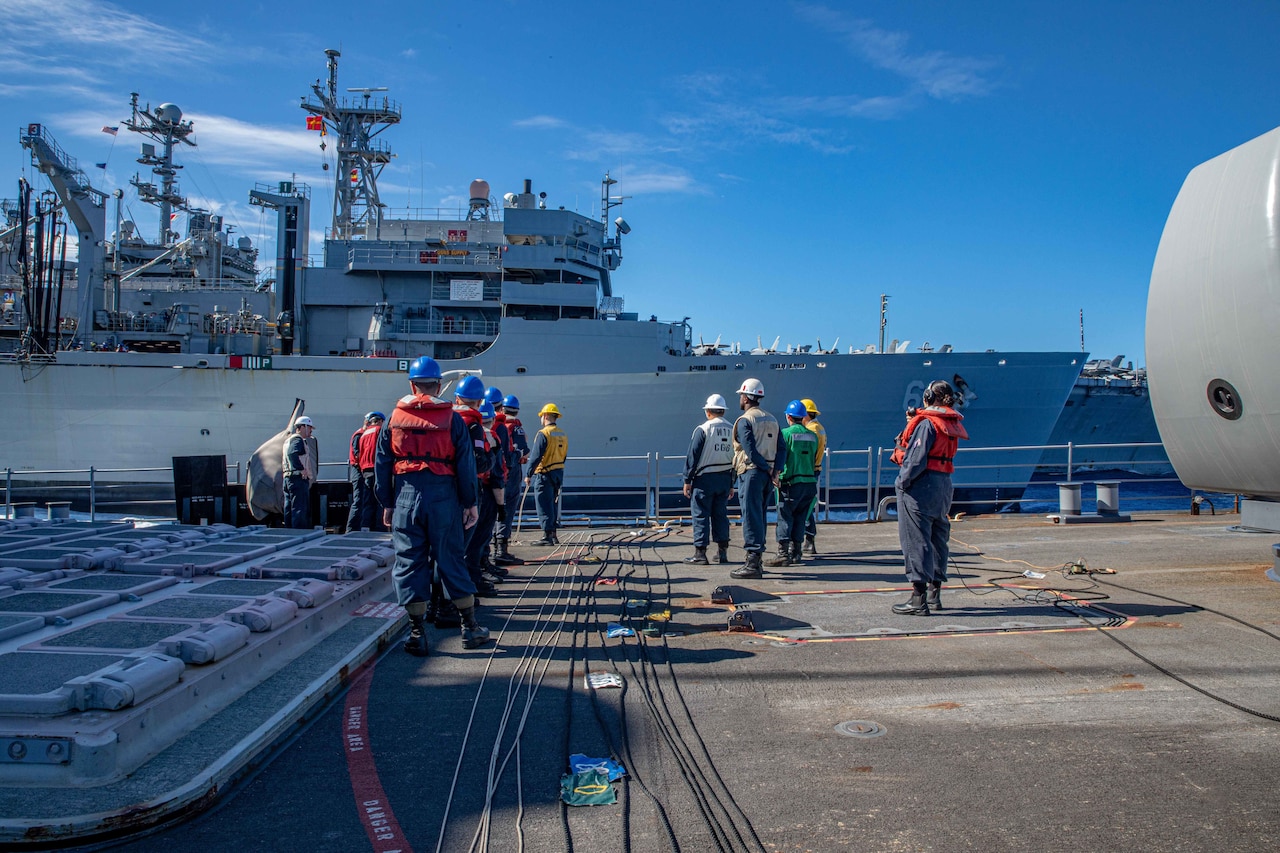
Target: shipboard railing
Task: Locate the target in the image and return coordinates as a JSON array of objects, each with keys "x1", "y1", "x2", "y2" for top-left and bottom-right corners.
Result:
[{"x1": 2, "y1": 441, "x2": 1210, "y2": 525}]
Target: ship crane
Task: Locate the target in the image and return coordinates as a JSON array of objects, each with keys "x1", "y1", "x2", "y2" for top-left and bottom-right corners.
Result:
[{"x1": 18, "y1": 123, "x2": 107, "y2": 344}]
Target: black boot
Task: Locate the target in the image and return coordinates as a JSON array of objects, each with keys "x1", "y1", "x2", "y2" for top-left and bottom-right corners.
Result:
[
  {"x1": 434, "y1": 599, "x2": 462, "y2": 629},
  {"x1": 763, "y1": 545, "x2": 791, "y2": 568},
  {"x1": 803, "y1": 535, "x2": 817, "y2": 555},
  {"x1": 403, "y1": 615, "x2": 430, "y2": 656},
  {"x1": 926, "y1": 581, "x2": 942, "y2": 611},
  {"x1": 714, "y1": 543, "x2": 730, "y2": 564},
  {"x1": 494, "y1": 538, "x2": 523, "y2": 566},
  {"x1": 475, "y1": 576, "x2": 498, "y2": 597},
  {"x1": 790, "y1": 541, "x2": 803, "y2": 564},
  {"x1": 684, "y1": 547, "x2": 709, "y2": 565},
  {"x1": 425, "y1": 582, "x2": 444, "y2": 625},
  {"x1": 731, "y1": 551, "x2": 763, "y2": 579},
  {"x1": 460, "y1": 605, "x2": 491, "y2": 649},
  {"x1": 892, "y1": 583, "x2": 930, "y2": 616}
]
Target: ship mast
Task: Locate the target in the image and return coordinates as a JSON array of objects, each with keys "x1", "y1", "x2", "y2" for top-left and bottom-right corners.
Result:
[
  {"x1": 123, "y1": 93, "x2": 195, "y2": 245},
  {"x1": 300, "y1": 49, "x2": 401, "y2": 240}
]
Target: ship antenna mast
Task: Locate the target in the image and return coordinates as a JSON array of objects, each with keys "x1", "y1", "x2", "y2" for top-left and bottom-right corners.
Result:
[
  {"x1": 300, "y1": 49, "x2": 401, "y2": 241},
  {"x1": 124, "y1": 92, "x2": 196, "y2": 245},
  {"x1": 879, "y1": 293, "x2": 889, "y2": 354}
]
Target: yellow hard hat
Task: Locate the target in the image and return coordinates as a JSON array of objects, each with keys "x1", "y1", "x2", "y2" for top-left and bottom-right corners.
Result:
[
  {"x1": 801, "y1": 398, "x2": 820, "y2": 416},
  {"x1": 539, "y1": 403, "x2": 562, "y2": 417}
]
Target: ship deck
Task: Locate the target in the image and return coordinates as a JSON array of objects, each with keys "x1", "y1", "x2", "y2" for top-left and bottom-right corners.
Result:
[{"x1": 1, "y1": 512, "x2": 1278, "y2": 851}]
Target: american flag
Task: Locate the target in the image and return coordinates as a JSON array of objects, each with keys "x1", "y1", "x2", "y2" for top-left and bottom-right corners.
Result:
[{"x1": 101, "y1": 126, "x2": 118, "y2": 136}]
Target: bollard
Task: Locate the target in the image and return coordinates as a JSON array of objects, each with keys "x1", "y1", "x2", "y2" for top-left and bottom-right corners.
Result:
[
  {"x1": 1096, "y1": 481, "x2": 1122, "y2": 516},
  {"x1": 1057, "y1": 482, "x2": 1082, "y2": 516},
  {"x1": 47, "y1": 501, "x2": 72, "y2": 521}
]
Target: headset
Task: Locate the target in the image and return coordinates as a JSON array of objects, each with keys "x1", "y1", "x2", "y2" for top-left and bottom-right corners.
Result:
[{"x1": 923, "y1": 380, "x2": 956, "y2": 407}]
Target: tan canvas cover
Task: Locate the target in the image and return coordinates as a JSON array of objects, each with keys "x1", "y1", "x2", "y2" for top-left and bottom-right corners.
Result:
[{"x1": 246, "y1": 400, "x2": 305, "y2": 520}]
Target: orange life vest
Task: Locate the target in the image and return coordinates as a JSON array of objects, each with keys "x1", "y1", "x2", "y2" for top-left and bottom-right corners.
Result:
[
  {"x1": 388, "y1": 395, "x2": 457, "y2": 476},
  {"x1": 890, "y1": 408, "x2": 969, "y2": 474}
]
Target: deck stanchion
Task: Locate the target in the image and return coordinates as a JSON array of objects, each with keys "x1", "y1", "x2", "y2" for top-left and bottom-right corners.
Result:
[
  {"x1": 5, "y1": 468, "x2": 10, "y2": 520},
  {"x1": 89, "y1": 466, "x2": 96, "y2": 521}
]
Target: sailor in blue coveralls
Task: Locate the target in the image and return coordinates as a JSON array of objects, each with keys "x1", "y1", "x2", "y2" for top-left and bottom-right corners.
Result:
[
  {"x1": 375, "y1": 356, "x2": 491, "y2": 655},
  {"x1": 282, "y1": 417, "x2": 315, "y2": 529},
  {"x1": 729, "y1": 378, "x2": 787, "y2": 580},
  {"x1": 682, "y1": 393, "x2": 735, "y2": 566},
  {"x1": 890, "y1": 379, "x2": 969, "y2": 616},
  {"x1": 495, "y1": 393, "x2": 528, "y2": 565}
]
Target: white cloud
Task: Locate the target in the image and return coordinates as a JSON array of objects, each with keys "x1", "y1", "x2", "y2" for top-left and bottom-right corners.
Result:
[
  {"x1": 513, "y1": 115, "x2": 569, "y2": 130},
  {"x1": 793, "y1": 3, "x2": 998, "y2": 100}
]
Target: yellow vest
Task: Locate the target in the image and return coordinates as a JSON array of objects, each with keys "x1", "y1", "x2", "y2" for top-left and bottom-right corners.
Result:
[
  {"x1": 805, "y1": 419, "x2": 827, "y2": 472},
  {"x1": 534, "y1": 424, "x2": 568, "y2": 473}
]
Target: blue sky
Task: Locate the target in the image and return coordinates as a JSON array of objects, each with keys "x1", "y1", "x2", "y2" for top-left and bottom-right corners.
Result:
[{"x1": 3, "y1": 0, "x2": 1277, "y2": 364}]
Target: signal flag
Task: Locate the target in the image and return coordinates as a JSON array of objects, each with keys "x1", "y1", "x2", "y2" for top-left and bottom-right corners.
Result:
[{"x1": 305, "y1": 115, "x2": 323, "y2": 131}]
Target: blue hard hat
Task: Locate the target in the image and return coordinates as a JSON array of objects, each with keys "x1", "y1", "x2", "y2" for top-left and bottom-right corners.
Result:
[
  {"x1": 502, "y1": 394, "x2": 520, "y2": 410},
  {"x1": 408, "y1": 356, "x2": 441, "y2": 381},
  {"x1": 456, "y1": 375, "x2": 485, "y2": 400},
  {"x1": 484, "y1": 386, "x2": 504, "y2": 405},
  {"x1": 785, "y1": 399, "x2": 808, "y2": 419},
  {"x1": 365, "y1": 411, "x2": 385, "y2": 422},
  {"x1": 479, "y1": 401, "x2": 496, "y2": 420}
]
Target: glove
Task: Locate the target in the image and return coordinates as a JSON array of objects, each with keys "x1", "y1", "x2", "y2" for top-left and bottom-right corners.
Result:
[{"x1": 497, "y1": 505, "x2": 507, "y2": 522}]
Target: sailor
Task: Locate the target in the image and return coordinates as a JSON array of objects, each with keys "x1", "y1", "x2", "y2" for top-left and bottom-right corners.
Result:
[
  {"x1": 800, "y1": 398, "x2": 826, "y2": 554},
  {"x1": 480, "y1": 386, "x2": 515, "y2": 574},
  {"x1": 889, "y1": 379, "x2": 969, "y2": 615},
  {"x1": 682, "y1": 394, "x2": 735, "y2": 565},
  {"x1": 464, "y1": 400, "x2": 508, "y2": 593},
  {"x1": 496, "y1": 394, "x2": 529, "y2": 565},
  {"x1": 282, "y1": 416, "x2": 316, "y2": 529},
  {"x1": 348, "y1": 409, "x2": 381, "y2": 527},
  {"x1": 355, "y1": 412, "x2": 385, "y2": 532},
  {"x1": 453, "y1": 376, "x2": 498, "y2": 597},
  {"x1": 375, "y1": 356, "x2": 490, "y2": 655},
  {"x1": 346, "y1": 415, "x2": 369, "y2": 532},
  {"x1": 729, "y1": 379, "x2": 786, "y2": 580},
  {"x1": 525, "y1": 403, "x2": 567, "y2": 545},
  {"x1": 765, "y1": 401, "x2": 819, "y2": 567}
]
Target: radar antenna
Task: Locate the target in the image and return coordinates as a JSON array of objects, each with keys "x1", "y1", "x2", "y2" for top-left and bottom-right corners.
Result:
[
  {"x1": 300, "y1": 49, "x2": 401, "y2": 240},
  {"x1": 123, "y1": 93, "x2": 196, "y2": 245}
]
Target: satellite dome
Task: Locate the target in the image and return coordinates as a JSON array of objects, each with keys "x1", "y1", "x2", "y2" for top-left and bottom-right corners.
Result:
[
  {"x1": 237, "y1": 236, "x2": 253, "y2": 250},
  {"x1": 155, "y1": 103, "x2": 183, "y2": 124},
  {"x1": 469, "y1": 179, "x2": 490, "y2": 202}
]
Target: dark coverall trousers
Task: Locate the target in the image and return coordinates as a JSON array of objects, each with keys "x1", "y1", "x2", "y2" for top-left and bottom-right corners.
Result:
[
  {"x1": 347, "y1": 464, "x2": 365, "y2": 530},
  {"x1": 532, "y1": 469, "x2": 563, "y2": 538},
  {"x1": 896, "y1": 470, "x2": 953, "y2": 584},
  {"x1": 283, "y1": 475, "x2": 311, "y2": 529},
  {"x1": 465, "y1": 486, "x2": 500, "y2": 583},
  {"x1": 690, "y1": 470, "x2": 732, "y2": 549},
  {"x1": 390, "y1": 473, "x2": 475, "y2": 605},
  {"x1": 776, "y1": 481, "x2": 817, "y2": 546},
  {"x1": 737, "y1": 468, "x2": 772, "y2": 554},
  {"x1": 499, "y1": 453, "x2": 522, "y2": 540}
]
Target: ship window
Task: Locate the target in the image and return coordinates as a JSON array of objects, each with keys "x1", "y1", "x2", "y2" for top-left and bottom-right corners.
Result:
[
  {"x1": 516, "y1": 366, "x2": 527, "y2": 374},
  {"x1": 657, "y1": 366, "x2": 666, "y2": 372},
  {"x1": 688, "y1": 365, "x2": 707, "y2": 372},
  {"x1": 710, "y1": 364, "x2": 726, "y2": 371}
]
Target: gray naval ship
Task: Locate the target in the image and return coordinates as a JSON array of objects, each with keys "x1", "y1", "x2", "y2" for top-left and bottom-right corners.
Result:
[{"x1": 1, "y1": 50, "x2": 1085, "y2": 511}]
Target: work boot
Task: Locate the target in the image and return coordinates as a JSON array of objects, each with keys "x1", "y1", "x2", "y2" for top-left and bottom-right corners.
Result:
[
  {"x1": 926, "y1": 581, "x2": 943, "y2": 611},
  {"x1": 531, "y1": 537, "x2": 555, "y2": 546},
  {"x1": 731, "y1": 551, "x2": 763, "y2": 579},
  {"x1": 763, "y1": 545, "x2": 791, "y2": 568},
  {"x1": 494, "y1": 538, "x2": 523, "y2": 566},
  {"x1": 714, "y1": 543, "x2": 730, "y2": 564},
  {"x1": 486, "y1": 562, "x2": 510, "y2": 577},
  {"x1": 403, "y1": 615, "x2": 430, "y2": 657},
  {"x1": 803, "y1": 535, "x2": 817, "y2": 555},
  {"x1": 482, "y1": 568, "x2": 506, "y2": 584},
  {"x1": 459, "y1": 605, "x2": 491, "y2": 649},
  {"x1": 684, "y1": 547, "x2": 709, "y2": 565},
  {"x1": 475, "y1": 576, "x2": 498, "y2": 597},
  {"x1": 790, "y1": 541, "x2": 804, "y2": 564},
  {"x1": 425, "y1": 582, "x2": 444, "y2": 625},
  {"x1": 892, "y1": 583, "x2": 930, "y2": 616},
  {"x1": 433, "y1": 600, "x2": 462, "y2": 629}
]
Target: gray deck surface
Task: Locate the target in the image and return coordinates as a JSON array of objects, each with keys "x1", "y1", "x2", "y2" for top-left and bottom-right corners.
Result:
[{"x1": 12, "y1": 513, "x2": 1280, "y2": 852}]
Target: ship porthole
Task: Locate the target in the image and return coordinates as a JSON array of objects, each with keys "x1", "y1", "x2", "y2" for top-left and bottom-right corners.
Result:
[{"x1": 1207, "y1": 378, "x2": 1243, "y2": 421}]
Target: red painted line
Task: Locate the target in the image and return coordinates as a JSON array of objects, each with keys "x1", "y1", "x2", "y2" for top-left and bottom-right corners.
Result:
[{"x1": 345, "y1": 663, "x2": 412, "y2": 853}]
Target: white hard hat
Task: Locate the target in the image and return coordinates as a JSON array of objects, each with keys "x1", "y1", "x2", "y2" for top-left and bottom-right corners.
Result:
[
  {"x1": 704, "y1": 394, "x2": 728, "y2": 410},
  {"x1": 295, "y1": 416, "x2": 314, "y2": 428},
  {"x1": 736, "y1": 378, "x2": 764, "y2": 398}
]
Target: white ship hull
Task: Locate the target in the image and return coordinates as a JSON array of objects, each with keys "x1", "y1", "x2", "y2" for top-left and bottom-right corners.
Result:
[{"x1": 4, "y1": 318, "x2": 1082, "y2": 508}]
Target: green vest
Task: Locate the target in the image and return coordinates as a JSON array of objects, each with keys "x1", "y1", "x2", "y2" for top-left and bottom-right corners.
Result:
[{"x1": 780, "y1": 423, "x2": 818, "y2": 484}]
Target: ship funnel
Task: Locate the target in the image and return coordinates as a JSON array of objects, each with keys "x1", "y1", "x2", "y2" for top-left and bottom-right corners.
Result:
[{"x1": 523, "y1": 179, "x2": 532, "y2": 194}]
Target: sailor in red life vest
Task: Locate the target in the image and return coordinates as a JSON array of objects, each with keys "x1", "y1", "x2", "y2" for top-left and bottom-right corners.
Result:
[
  {"x1": 889, "y1": 379, "x2": 969, "y2": 615},
  {"x1": 464, "y1": 400, "x2": 508, "y2": 592},
  {"x1": 346, "y1": 415, "x2": 369, "y2": 531},
  {"x1": 479, "y1": 386, "x2": 516, "y2": 573},
  {"x1": 453, "y1": 376, "x2": 499, "y2": 597},
  {"x1": 496, "y1": 393, "x2": 529, "y2": 564},
  {"x1": 374, "y1": 357, "x2": 490, "y2": 656},
  {"x1": 349, "y1": 412, "x2": 385, "y2": 532}
]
